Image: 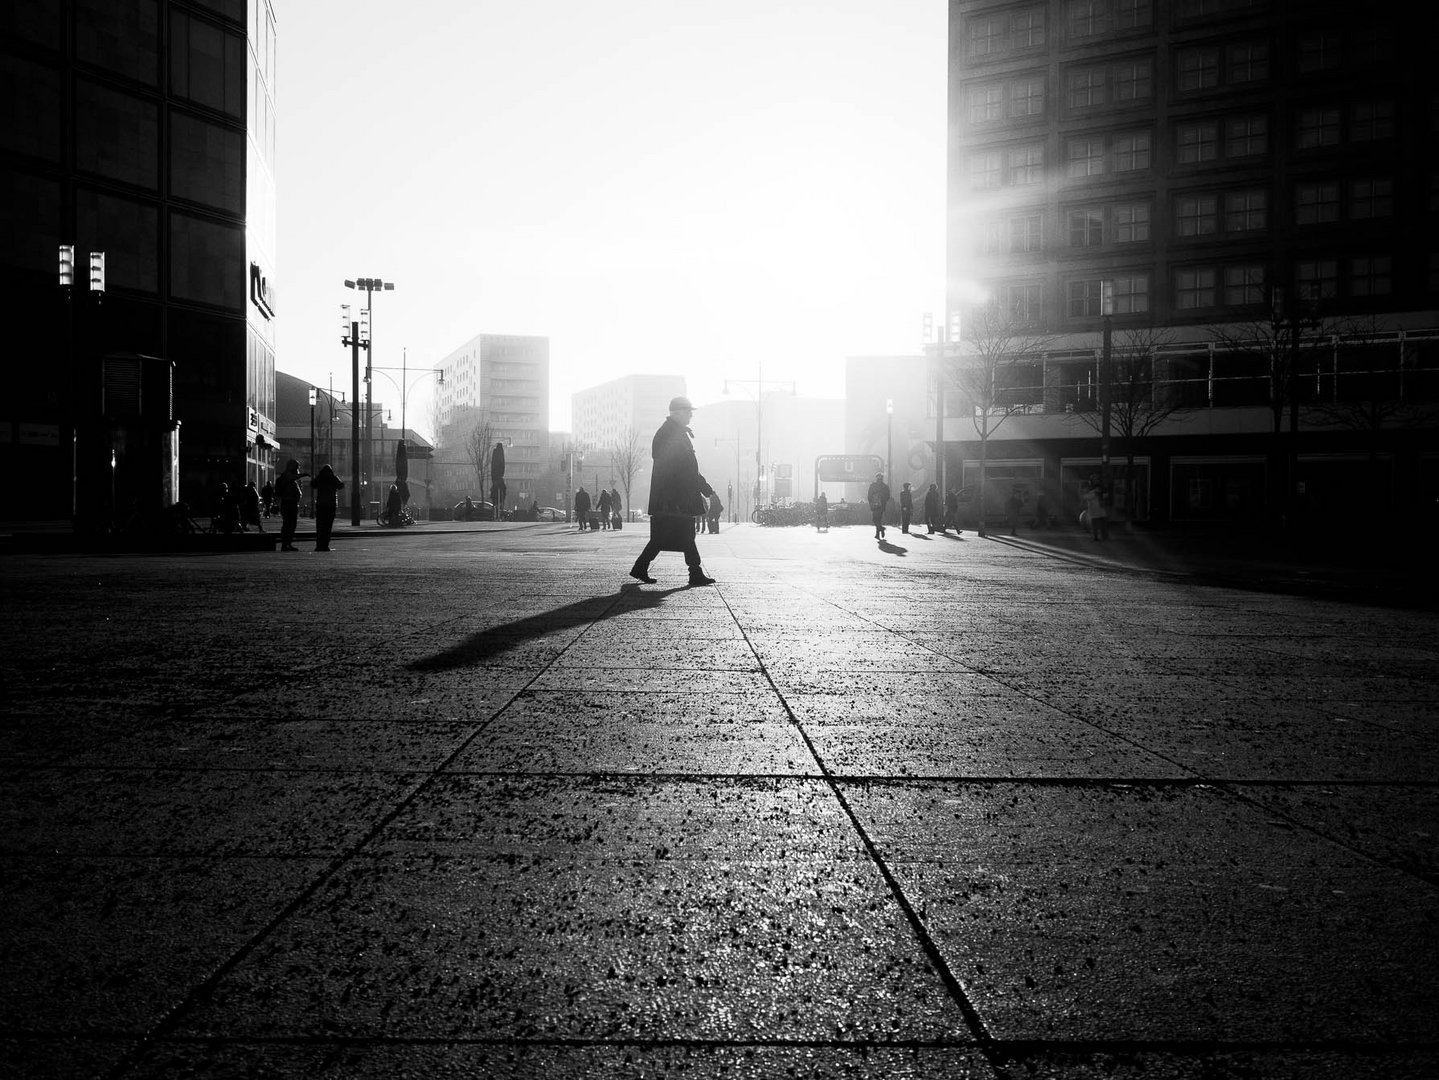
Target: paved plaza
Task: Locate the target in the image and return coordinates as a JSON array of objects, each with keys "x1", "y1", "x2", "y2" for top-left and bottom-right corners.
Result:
[{"x1": 2, "y1": 520, "x2": 1437, "y2": 1079}]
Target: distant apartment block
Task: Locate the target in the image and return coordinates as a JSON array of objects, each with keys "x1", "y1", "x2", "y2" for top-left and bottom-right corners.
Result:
[{"x1": 433, "y1": 334, "x2": 549, "y2": 507}]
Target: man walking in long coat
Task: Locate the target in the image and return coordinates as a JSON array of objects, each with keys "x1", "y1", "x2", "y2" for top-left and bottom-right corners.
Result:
[{"x1": 629, "y1": 396, "x2": 715, "y2": 585}]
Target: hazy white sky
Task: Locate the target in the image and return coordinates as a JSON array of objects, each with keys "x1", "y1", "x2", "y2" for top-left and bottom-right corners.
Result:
[{"x1": 277, "y1": 0, "x2": 947, "y2": 439}]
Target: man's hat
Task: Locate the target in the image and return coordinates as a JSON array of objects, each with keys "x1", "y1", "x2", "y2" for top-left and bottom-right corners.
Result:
[{"x1": 669, "y1": 396, "x2": 695, "y2": 411}]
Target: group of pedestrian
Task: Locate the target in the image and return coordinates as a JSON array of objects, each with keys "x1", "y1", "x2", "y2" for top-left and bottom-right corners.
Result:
[{"x1": 574, "y1": 485, "x2": 624, "y2": 531}]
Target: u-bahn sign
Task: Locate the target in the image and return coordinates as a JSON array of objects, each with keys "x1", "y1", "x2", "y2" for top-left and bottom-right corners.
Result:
[{"x1": 815, "y1": 454, "x2": 884, "y2": 482}]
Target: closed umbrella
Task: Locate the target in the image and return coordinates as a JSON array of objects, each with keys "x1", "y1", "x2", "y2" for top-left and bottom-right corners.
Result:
[
  {"x1": 490, "y1": 441, "x2": 506, "y2": 518},
  {"x1": 395, "y1": 439, "x2": 410, "y2": 505}
]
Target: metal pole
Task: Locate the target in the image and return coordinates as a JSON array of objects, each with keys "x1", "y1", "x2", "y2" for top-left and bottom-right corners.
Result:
[
  {"x1": 351, "y1": 324, "x2": 362, "y2": 526},
  {"x1": 1100, "y1": 281, "x2": 1114, "y2": 494},
  {"x1": 934, "y1": 332, "x2": 945, "y2": 501}
]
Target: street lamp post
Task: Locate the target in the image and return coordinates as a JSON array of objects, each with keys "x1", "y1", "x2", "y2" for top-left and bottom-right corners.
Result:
[
  {"x1": 340, "y1": 305, "x2": 370, "y2": 525},
  {"x1": 344, "y1": 277, "x2": 395, "y2": 519},
  {"x1": 723, "y1": 364, "x2": 794, "y2": 511},
  {"x1": 1100, "y1": 281, "x2": 1114, "y2": 501},
  {"x1": 923, "y1": 312, "x2": 961, "y2": 505},
  {"x1": 308, "y1": 388, "x2": 316, "y2": 480},
  {"x1": 886, "y1": 398, "x2": 894, "y2": 494},
  {"x1": 563, "y1": 448, "x2": 584, "y2": 525},
  {"x1": 714, "y1": 437, "x2": 740, "y2": 521}
]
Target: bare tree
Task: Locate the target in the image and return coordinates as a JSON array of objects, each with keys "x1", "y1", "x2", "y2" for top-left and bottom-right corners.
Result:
[
  {"x1": 1209, "y1": 289, "x2": 1332, "y2": 519},
  {"x1": 465, "y1": 419, "x2": 495, "y2": 509},
  {"x1": 953, "y1": 302, "x2": 1055, "y2": 536},
  {"x1": 1068, "y1": 326, "x2": 1192, "y2": 521},
  {"x1": 608, "y1": 426, "x2": 646, "y2": 521}
]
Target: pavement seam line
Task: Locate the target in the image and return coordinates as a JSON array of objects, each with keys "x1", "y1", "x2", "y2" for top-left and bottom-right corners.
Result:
[
  {"x1": 712, "y1": 584, "x2": 1000, "y2": 1057},
  {"x1": 101, "y1": 588, "x2": 635, "y2": 1080}
]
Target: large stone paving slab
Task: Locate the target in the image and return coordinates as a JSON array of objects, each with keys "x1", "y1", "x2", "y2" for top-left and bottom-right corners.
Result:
[
  {"x1": 173, "y1": 777, "x2": 973, "y2": 1042},
  {"x1": 447, "y1": 690, "x2": 815, "y2": 775},
  {"x1": 843, "y1": 781, "x2": 1439, "y2": 1043},
  {"x1": 0, "y1": 856, "x2": 323, "y2": 1033},
  {"x1": 122, "y1": 1042, "x2": 995, "y2": 1078},
  {"x1": 784, "y1": 692, "x2": 1180, "y2": 779},
  {"x1": 0, "y1": 769, "x2": 422, "y2": 857}
]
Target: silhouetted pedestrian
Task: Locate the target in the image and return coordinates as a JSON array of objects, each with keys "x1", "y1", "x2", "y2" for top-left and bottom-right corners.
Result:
[
  {"x1": 867, "y1": 473, "x2": 891, "y2": 540},
  {"x1": 384, "y1": 483, "x2": 402, "y2": 526},
  {"x1": 945, "y1": 488, "x2": 960, "y2": 533},
  {"x1": 276, "y1": 459, "x2": 307, "y2": 551},
  {"x1": 706, "y1": 490, "x2": 723, "y2": 533},
  {"x1": 311, "y1": 464, "x2": 344, "y2": 551},
  {"x1": 598, "y1": 487, "x2": 612, "y2": 530},
  {"x1": 1007, "y1": 486, "x2": 1023, "y2": 536},
  {"x1": 924, "y1": 483, "x2": 941, "y2": 534},
  {"x1": 240, "y1": 480, "x2": 263, "y2": 532},
  {"x1": 574, "y1": 486, "x2": 591, "y2": 530},
  {"x1": 899, "y1": 482, "x2": 913, "y2": 534},
  {"x1": 630, "y1": 396, "x2": 715, "y2": 585},
  {"x1": 815, "y1": 491, "x2": 829, "y2": 530},
  {"x1": 1081, "y1": 477, "x2": 1109, "y2": 541}
]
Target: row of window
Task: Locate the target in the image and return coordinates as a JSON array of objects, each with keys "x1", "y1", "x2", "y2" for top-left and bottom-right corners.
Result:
[
  {"x1": 992, "y1": 256, "x2": 1398, "y2": 324},
  {"x1": 980, "y1": 177, "x2": 1396, "y2": 257},
  {"x1": 966, "y1": 2, "x2": 1391, "y2": 69},
  {"x1": 966, "y1": 110, "x2": 1397, "y2": 190}
]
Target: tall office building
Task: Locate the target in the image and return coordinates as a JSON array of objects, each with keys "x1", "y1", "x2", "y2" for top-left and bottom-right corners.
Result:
[
  {"x1": 1, "y1": 0, "x2": 280, "y2": 524},
  {"x1": 433, "y1": 333, "x2": 549, "y2": 507},
  {"x1": 946, "y1": 0, "x2": 1436, "y2": 523}
]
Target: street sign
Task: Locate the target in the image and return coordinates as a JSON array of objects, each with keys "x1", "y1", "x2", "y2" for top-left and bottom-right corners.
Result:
[{"x1": 815, "y1": 454, "x2": 884, "y2": 483}]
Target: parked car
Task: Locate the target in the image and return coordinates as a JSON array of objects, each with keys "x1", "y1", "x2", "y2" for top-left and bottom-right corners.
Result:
[
  {"x1": 535, "y1": 506, "x2": 565, "y2": 522},
  {"x1": 453, "y1": 499, "x2": 495, "y2": 521}
]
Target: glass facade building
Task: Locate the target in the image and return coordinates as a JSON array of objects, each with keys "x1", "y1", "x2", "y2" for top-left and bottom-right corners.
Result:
[{"x1": 0, "y1": 0, "x2": 278, "y2": 523}]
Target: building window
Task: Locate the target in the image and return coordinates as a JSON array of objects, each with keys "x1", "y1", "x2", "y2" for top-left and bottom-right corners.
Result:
[
  {"x1": 970, "y1": 16, "x2": 1004, "y2": 57},
  {"x1": 1066, "y1": 138, "x2": 1105, "y2": 178},
  {"x1": 1298, "y1": 107, "x2": 1341, "y2": 149},
  {"x1": 969, "y1": 151, "x2": 1002, "y2": 189},
  {"x1": 1068, "y1": 208, "x2": 1104, "y2": 247},
  {"x1": 1011, "y1": 78, "x2": 1046, "y2": 118},
  {"x1": 1114, "y1": 60, "x2": 1153, "y2": 102},
  {"x1": 1067, "y1": 0, "x2": 1109, "y2": 38},
  {"x1": 1113, "y1": 202, "x2": 1150, "y2": 243},
  {"x1": 1295, "y1": 181, "x2": 1340, "y2": 224},
  {"x1": 1010, "y1": 144, "x2": 1045, "y2": 185},
  {"x1": 1177, "y1": 47, "x2": 1220, "y2": 92},
  {"x1": 1226, "y1": 41, "x2": 1268, "y2": 84},
  {"x1": 1176, "y1": 268, "x2": 1217, "y2": 309},
  {"x1": 1225, "y1": 189, "x2": 1267, "y2": 232},
  {"x1": 1177, "y1": 194, "x2": 1219, "y2": 237},
  {"x1": 1350, "y1": 100, "x2": 1395, "y2": 141},
  {"x1": 1112, "y1": 274, "x2": 1150, "y2": 313},
  {"x1": 1115, "y1": 0, "x2": 1153, "y2": 29},
  {"x1": 1067, "y1": 278, "x2": 1104, "y2": 317},
  {"x1": 1177, "y1": 121, "x2": 1218, "y2": 163},
  {"x1": 983, "y1": 218, "x2": 1007, "y2": 255},
  {"x1": 1012, "y1": 8, "x2": 1046, "y2": 47},
  {"x1": 1114, "y1": 131, "x2": 1151, "y2": 171},
  {"x1": 1224, "y1": 264, "x2": 1265, "y2": 305},
  {"x1": 1010, "y1": 213, "x2": 1044, "y2": 252},
  {"x1": 1350, "y1": 177, "x2": 1394, "y2": 219},
  {"x1": 1067, "y1": 67, "x2": 1107, "y2": 109},
  {"x1": 1296, "y1": 258, "x2": 1339, "y2": 300},
  {"x1": 969, "y1": 84, "x2": 1004, "y2": 124},
  {"x1": 1000, "y1": 283, "x2": 1044, "y2": 323},
  {"x1": 1350, "y1": 256, "x2": 1392, "y2": 296},
  {"x1": 1299, "y1": 32, "x2": 1341, "y2": 73},
  {"x1": 1225, "y1": 115, "x2": 1267, "y2": 157}
]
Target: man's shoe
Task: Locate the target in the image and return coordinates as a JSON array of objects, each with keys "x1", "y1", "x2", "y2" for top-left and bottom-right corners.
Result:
[
  {"x1": 629, "y1": 569, "x2": 657, "y2": 584},
  {"x1": 688, "y1": 572, "x2": 715, "y2": 586}
]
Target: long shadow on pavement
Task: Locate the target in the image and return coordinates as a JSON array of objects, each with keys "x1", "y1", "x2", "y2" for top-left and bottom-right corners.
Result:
[{"x1": 407, "y1": 584, "x2": 687, "y2": 671}]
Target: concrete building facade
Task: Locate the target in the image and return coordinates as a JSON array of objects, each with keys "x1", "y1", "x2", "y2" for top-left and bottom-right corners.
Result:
[
  {"x1": 571, "y1": 374, "x2": 686, "y2": 517},
  {"x1": 940, "y1": 0, "x2": 1438, "y2": 526}
]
